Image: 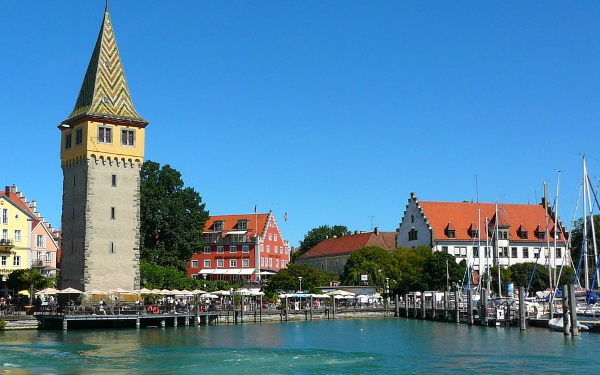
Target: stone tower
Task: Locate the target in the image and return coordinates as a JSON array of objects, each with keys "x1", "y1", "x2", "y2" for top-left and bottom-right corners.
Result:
[{"x1": 58, "y1": 3, "x2": 148, "y2": 292}]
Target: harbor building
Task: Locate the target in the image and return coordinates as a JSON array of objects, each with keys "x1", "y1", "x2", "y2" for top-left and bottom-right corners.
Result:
[
  {"x1": 295, "y1": 228, "x2": 397, "y2": 274},
  {"x1": 187, "y1": 212, "x2": 290, "y2": 282},
  {"x1": 0, "y1": 185, "x2": 59, "y2": 279},
  {"x1": 58, "y1": 4, "x2": 148, "y2": 291},
  {"x1": 396, "y1": 192, "x2": 568, "y2": 271}
]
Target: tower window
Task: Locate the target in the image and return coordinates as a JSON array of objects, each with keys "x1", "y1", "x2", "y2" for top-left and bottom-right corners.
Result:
[
  {"x1": 75, "y1": 128, "x2": 83, "y2": 145},
  {"x1": 111, "y1": 207, "x2": 116, "y2": 220},
  {"x1": 111, "y1": 174, "x2": 117, "y2": 187},
  {"x1": 110, "y1": 242, "x2": 116, "y2": 254},
  {"x1": 98, "y1": 126, "x2": 112, "y2": 144},
  {"x1": 65, "y1": 133, "x2": 72, "y2": 149},
  {"x1": 408, "y1": 228, "x2": 418, "y2": 241},
  {"x1": 121, "y1": 129, "x2": 135, "y2": 146}
]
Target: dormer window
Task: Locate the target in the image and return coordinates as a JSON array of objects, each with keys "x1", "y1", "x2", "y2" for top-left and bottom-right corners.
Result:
[
  {"x1": 445, "y1": 222, "x2": 455, "y2": 238},
  {"x1": 535, "y1": 225, "x2": 545, "y2": 240},
  {"x1": 238, "y1": 220, "x2": 248, "y2": 230},
  {"x1": 517, "y1": 224, "x2": 528, "y2": 239},
  {"x1": 468, "y1": 223, "x2": 478, "y2": 238},
  {"x1": 214, "y1": 220, "x2": 224, "y2": 231}
]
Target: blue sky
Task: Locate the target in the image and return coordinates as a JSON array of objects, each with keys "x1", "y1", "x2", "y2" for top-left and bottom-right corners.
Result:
[{"x1": 2, "y1": 1, "x2": 600, "y2": 247}]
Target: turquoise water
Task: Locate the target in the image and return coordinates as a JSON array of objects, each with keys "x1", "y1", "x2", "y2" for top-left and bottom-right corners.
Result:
[{"x1": 0, "y1": 319, "x2": 598, "y2": 374}]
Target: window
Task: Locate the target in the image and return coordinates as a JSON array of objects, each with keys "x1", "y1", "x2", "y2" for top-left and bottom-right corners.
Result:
[
  {"x1": 242, "y1": 259, "x2": 249, "y2": 267},
  {"x1": 110, "y1": 242, "x2": 115, "y2": 254},
  {"x1": 499, "y1": 247, "x2": 508, "y2": 258},
  {"x1": 111, "y1": 207, "x2": 116, "y2": 220},
  {"x1": 46, "y1": 252, "x2": 52, "y2": 263},
  {"x1": 35, "y1": 234, "x2": 46, "y2": 248},
  {"x1": 1, "y1": 256, "x2": 6, "y2": 266},
  {"x1": 242, "y1": 245, "x2": 249, "y2": 253},
  {"x1": 269, "y1": 233, "x2": 272, "y2": 240},
  {"x1": 65, "y1": 133, "x2": 72, "y2": 149},
  {"x1": 534, "y1": 248, "x2": 540, "y2": 258},
  {"x1": 408, "y1": 228, "x2": 418, "y2": 241},
  {"x1": 73, "y1": 175, "x2": 76, "y2": 186},
  {"x1": 469, "y1": 229, "x2": 479, "y2": 238},
  {"x1": 14, "y1": 230, "x2": 21, "y2": 242},
  {"x1": 260, "y1": 257, "x2": 264, "y2": 267},
  {"x1": 556, "y1": 248, "x2": 562, "y2": 258},
  {"x1": 238, "y1": 220, "x2": 248, "y2": 230},
  {"x1": 204, "y1": 246, "x2": 211, "y2": 254},
  {"x1": 121, "y1": 129, "x2": 135, "y2": 146},
  {"x1": 76, "y1": 128, "x2": 83, "y2": 145},
  {"x1": 269, "y1": 258, "x2": 273, "y2": 267},
  {"x1": 214, "y1": 221, "x2": 224, "y2": 231},
  {"x1": 274, "y1": 234, "x2": 278, "y2": 241},
  {"x1": 454, "y1": 247, "x2": 467, "y2": 257},
  {"x1": 276, "y1": 259, "x2": 280, "y2": 268},
  {"x1": 473, "y1": 246, "x2": 479, "y2": 257},
  {"x1": 511, "y1": 247, "x2": 518, "y2": 258},
  {"x1": 485, "y1": 247, "x2": 491, "y2": 258},
  {"x1": 266, "y1": 245, "x2": 270, "y2": 253},
  {"x1": 523, "y1": 247, "x2": 529, "y2": 258},
  {"x1": 229, "y1": 246, "x2": 237, "y2": 253},
  {"x1": 2, "y1": 229, "x2": 8, "y2": 240},
  {"x1": 13, "y1": 255, "x2": 20, "y2": 267},
  {"x1": 442, "y1": 246, "x2": 448, "y2": 253},
  {"x1": 274, "y1": 246, "x2": 278, "y2": 253},
  {"x1": 111, "y1": 174, "x2": 117, "y2": 187},
  {"x1": 447, "y1": 230, "x2": 455, "y2": 238},
  {"x1": 217, "y1": 259, "x2": 224, "y2": 267},
  {"x1": 217, "y1": 246, "x2": 224, "y2": 254},
  {"x1": 204, "y1": 259, "x2": 211, "y2": 267},
  {"x1": 230, "y1": 259, "x2": 237, "y2": 267},
  {"x1": 191, "y1": 260, "x2": 198, "y2": 268},
  {"x1": 2, "y1": 209, "x2": 7, "y2": 224},
  {"x1": 98, "y1": 126, "x2": 112, "y2": 144}
]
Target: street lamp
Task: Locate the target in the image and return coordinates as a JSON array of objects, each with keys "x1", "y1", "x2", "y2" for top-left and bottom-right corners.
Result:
[
  {"x1": 385, "y1": 277, "x2": 390, "y2": 314},
  {"x1": 298, "y1": 276, "x2": 303, "y2": 293},
  {"x1": 202, "y1": 273, "x2": 207, "y2": 290}
]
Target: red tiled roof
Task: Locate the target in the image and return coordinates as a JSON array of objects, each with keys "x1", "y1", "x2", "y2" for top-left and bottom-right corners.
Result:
[
  {"x1": 297, "y1": 232, "x2": 397, "y2": 260},
  {"x1": 417, "y1": 200, "x2": 565, "y2": 243},
  {"x1": 204, "y1": 213, "x2": 269, "y2": 237}
]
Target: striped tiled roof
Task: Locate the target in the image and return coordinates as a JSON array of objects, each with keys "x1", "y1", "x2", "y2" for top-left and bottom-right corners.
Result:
[
  {"x1": 63, "y1": 3, "x2": 147, "y2": 126},
  {"x1": 297, "y1": 232, "x2": 397, "y2": 260}
]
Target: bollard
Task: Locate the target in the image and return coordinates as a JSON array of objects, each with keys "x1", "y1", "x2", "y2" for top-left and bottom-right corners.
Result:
[
  {"x1": 136, "y1": 317, "x2": 140, "y2": 329},
  {"x1": 481, "y1": 289, "x2": 488, "y2": 326},
  {"x1": 519, "y1": 286, "x2": 526, "y2": 330},
  {"x1": 454, "y1": 290, "x2": 460, "y2": 323},
  {"x1": 467, "y1": 289, "x2": 474, "y2": 325},
  {"x1": 562, "y1": 285, "x2": 570, "y2": 336},
  {"x1": 568, "y1": 284, "x2": 579, "y2": 336},
  {"x1": 395, "y1": 294, "x2": 399, "y2": 318}
]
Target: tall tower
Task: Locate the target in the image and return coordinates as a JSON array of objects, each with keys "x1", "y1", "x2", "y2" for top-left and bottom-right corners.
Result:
[{"x1": 59, "y1": 3, "x2": 148, "y2": 292}]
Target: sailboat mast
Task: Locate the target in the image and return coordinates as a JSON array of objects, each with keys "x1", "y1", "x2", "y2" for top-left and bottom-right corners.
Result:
[
  {"x1": 544, "y1": 182, "x2": 552, "y2": 290},
  {"x1": 583, "y1": 158, "x2": 590, "y2": 290},
  {"x1": 496, "y1": 203, "x2": 502, "y2": 297},
  {"x1": 554, "y1": 171, "x2": 560, "y2": 289}
]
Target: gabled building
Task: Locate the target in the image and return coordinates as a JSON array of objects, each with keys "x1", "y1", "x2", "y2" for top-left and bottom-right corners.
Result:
[
  {"x1": 396, "y1": 193, "x2": 568, "y2": 270},
  {"x1": 295, "y1": 228, "x2": 397, "y2": 274},
  {"x1": 187, "y1": 211, "x2": 290, "y2": 282},
  {"x1": 0, "y1": 185, "x2": 59, "y2": 278}
]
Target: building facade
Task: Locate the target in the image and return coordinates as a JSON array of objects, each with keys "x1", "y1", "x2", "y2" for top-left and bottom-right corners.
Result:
[
  {"x1": 295, "y1": 228, "x2": 397, "y2": 274},
  {"x1": 396, "y1": 193, "x2": 568, "y2": 271},
  {"x1": 187, "y1": 211, "x2": 290, "y2": 282},
  {"x1": 0, "y1": 185, "x2": 59, "y2": 278},
  {"x1": 59, "y1": 4, "x2": 147, "y2": 291}
]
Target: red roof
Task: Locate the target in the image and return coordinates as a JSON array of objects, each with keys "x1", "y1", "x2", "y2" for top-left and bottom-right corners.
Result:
[
  {"x1": 204, "y1": 213, "x2": 270, "y2": 237},
  {"x1": 298, "y1": 232, "x2": 397, "y2": 260},
  {"x1": 416, "y1": 200, "x2": 565, "y2": 243}
]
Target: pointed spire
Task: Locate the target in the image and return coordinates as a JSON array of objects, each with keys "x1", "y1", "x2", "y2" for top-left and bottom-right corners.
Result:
[{"x1": 63, "y1": 4, "x2": 147, "y2": 126}]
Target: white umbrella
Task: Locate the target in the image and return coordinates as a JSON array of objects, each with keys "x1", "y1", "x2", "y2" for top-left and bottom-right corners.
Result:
[
  {"x1": 135, "y1": 288, "x2": 153, "y2": 295},
  {"x1": 84, "y1": 289, "x2": 108, "y2": 295},
  {"x1": 109, "y1": 288, "x2": 133, "y2": 295},
  {"x1": 200, "y1": 293, "x2": 219, "y2": 299},
  {"x1": 59, "y1": 287, "x2": 83, "y2": 294},
  {"x1": 326, "y1": 290, "x2": 355, "y2": 297},
  {"x1": 36, "y1": 288, "x2": 59, "y2": 295},
  {"x1": 191, "y1": 289, "x2": 208, "y2": 295},
  {"x1": 213, "y1": 290, "x2": 231, "y2": 296}
]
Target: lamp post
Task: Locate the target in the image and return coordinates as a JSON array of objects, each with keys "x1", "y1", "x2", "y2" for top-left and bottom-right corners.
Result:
[
  {"x1": 202, "y1": 273, "x2": 207, "y2": 290},
  {"x1": 298, "y1": 276, "x2": 303, "y2": 293}
]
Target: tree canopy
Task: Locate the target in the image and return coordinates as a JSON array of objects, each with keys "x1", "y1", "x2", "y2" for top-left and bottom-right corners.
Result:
[
  {"x1": 340, "y1": 246, "x2": 399, "y2": 288},
  {"x1": 292, "y1": 225, "x2": 351, "y2": 261},
  {"x1": 140, "y1": 160, "x2": 210, "y2": 272},
  {"x1": 264, "y1": 263, "x2": 337, "y2": 296}
]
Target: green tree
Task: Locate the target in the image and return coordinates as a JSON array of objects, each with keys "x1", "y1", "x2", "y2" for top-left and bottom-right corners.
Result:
[
  {"x1": 264, "y1": 263, "x2": 335, "y2": 295},
  {"x1": 140, "y1": 160, "x2": 210, "y2": 272},
  {"x1": 19, "y1": 269, "x2": 43, "y2": 305},
  {"x1": 292, "y1": 225, "x2": 351, "y2": 261},
  {"x1": 341, "y1": 246, "x2": 399, "y2": 289},
  {"x1": 569, "y1": 215, "x2": 600, "y2": 285},
  {"x1": 423, "y1": 251, "x2": 465, "y2": 291},
  {"x1": 393, "y1": 246, "x2": 432, "y2": 293}
]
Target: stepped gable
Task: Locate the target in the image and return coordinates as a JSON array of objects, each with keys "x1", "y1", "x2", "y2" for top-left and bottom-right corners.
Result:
[
  {"x1": 63, "y1": 2, "x2": 147, "y2": 127},
  {"x1": 298, "y1": 231, "x2": 397, "y2": 260},
  {"x1": 418, "y1": 200, "x2": 563, "y2": 243}
]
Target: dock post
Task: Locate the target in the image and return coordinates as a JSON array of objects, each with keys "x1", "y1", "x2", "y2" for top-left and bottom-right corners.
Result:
[
  {"x1": 519, "y1": 286, "x2": 526, "y2": 330},
  {"x1": 136, "y1": 318, "x2": 140, "y2": 329},
  {"x1": 310, "y1": 296, "x2": 313, "y2": 320},
  {"x1": 481, "y1": 289, "x2": 488, "y2": 326},
  {"x1": 404, "y1": 294, "x2": 408, "y2": 318},
  {"x1": 160, "y1": 320, "x2": 166, "y2": 328},
  {"x1": 562, "y1": 285, "x2": 570, "y2": 336},
  {"x1": 467, "y1": 289, "x2": 474, "y2": 325},
  {"x1": 260, "y1": 295, "x2": 263, "y2": 323},
  {"x1": 413, "y1": 294, "x2": 418, "y2": 318},
  {"x1": 174, "y1": 317, "x2": 178, "y2": 327},
  {"x1": 62, "y1": 318, "x2": 68, "y2": 330},
  {"x1": 420, "y1": 292, "x2": 426, "y2": 319},
  {"x1": 568, "y1": 284, "x2": 579, "y2": 336},
  {"x1": 395, "y1": 294, "x2": 399, "y2": 317},
  {"x1": 454, "y1": 290, "x2": 460, "y2": 323},
  {"x1": 185, "y1": 316, "x2": 190, "y2": 326},
  {"x1": 443, "y1": 291, "x2": 448, "y2": 322}
]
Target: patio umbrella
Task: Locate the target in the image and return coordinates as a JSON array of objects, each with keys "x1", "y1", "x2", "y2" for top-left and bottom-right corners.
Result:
[
  {"x1": 36, "y1": 288, "x2": 59, "y2": 295},
  {"x1": 326, "y1": 290, "x2": 355, "y2": 297},
  {"x1": 213, "y1": 290, "x2": 231, "y2": 296},
  {"x1": 190, "y1": 289, "x2": 208, "y2": 295},
  {"x1": 200, "y1": 293, "x2": 218, "y2": 299},
  {"x1": 109, "y1": 288, "x2": 133, "y2": 295},
  {"x1": 18, "y1": 290, "x2": 30, "y2": 296},
  {"x1": 135, "y1": 288, "x2": 153, "y2": 295},
  {"x1": 59, "y1": 287, "x2": 83, "y2": 294}
]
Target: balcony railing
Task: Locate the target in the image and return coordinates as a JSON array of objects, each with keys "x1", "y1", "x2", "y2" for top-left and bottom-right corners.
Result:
[
  {"x1": 0, "y1": 239, "x2": 14, "y2": 248},
  {"x1": 31, "y1": 259, "x2": 52, "y2": 268},
  {"x1": 202, "y1": 235, "x2": 257, "y2": 244}
]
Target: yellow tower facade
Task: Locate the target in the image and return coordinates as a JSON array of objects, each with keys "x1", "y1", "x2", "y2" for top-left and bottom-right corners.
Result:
[{"x1": 59, "y1": 3, "x2": 148, "y2": 292}]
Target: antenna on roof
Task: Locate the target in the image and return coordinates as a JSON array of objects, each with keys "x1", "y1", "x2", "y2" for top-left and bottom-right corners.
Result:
[{"x1": 368, "y1": 216, "x2": 375, "y2": 231}]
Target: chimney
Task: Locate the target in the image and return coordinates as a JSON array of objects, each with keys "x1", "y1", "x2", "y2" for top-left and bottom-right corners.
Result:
[
  {"x1": 374, "y1": 227, "x2": 380, "y2": 235},
  {"x1": 10, "y1": 184, "x2": 17, "y2": 193}
]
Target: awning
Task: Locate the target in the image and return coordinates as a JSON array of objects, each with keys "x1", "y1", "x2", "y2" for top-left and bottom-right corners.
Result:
[
  {"x1": 199, "y1": 269, "x2": 215, "y2": 275},
  {"x1": 212, "y1": 269, "x2": 228, "y2": 275},
  {"x1": 239, "y1": 269, "x2": 254, "y2": 275},
  {"x1": 225, "y1": 231, "x2": 247, "y2": 235},
  {"x1": 225, "y1": 269, "x2": 241, "y2": 275}
]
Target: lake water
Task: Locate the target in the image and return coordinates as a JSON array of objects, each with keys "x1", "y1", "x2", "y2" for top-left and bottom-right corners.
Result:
[{"x1": 0, "y1": 318, "x2": 598, "y2": 374}]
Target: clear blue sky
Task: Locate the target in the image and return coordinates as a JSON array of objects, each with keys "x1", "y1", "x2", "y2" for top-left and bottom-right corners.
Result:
[{"x1": 2, "y1": 1, "x2": 600, "y2": 248}]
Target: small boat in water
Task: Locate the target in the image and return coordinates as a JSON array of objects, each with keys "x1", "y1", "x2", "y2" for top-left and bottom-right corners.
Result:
[{"x1": 548, "y1": 316, "x2": 590, "y2": 331}]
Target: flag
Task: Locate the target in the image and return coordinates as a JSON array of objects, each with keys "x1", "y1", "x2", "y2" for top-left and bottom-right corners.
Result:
[
  {"x1": 284, "y1": 212, "x2": 288, "y2": 221},
  {"x1": 254, "y1": 204, "x2": 257, "y2": 214}
]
